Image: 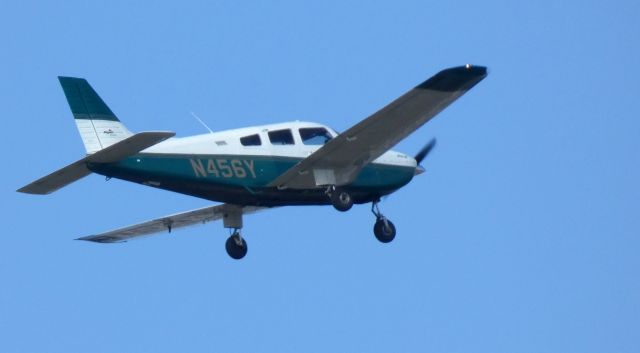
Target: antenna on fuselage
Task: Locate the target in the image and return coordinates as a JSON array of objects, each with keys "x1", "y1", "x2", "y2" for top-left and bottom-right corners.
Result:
[{"x1": 190, "y1": 111, "x2": 214, "y2": 135}]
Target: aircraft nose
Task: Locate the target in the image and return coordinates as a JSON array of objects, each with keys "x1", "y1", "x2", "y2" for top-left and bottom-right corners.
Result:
[{"x1": 414, "y1": 165, "x2": 425, "y2": 176}]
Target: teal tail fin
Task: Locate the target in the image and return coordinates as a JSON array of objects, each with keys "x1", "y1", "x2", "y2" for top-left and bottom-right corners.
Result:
[{"x1": 58, "y1": 77, "x2": 133, "y2": 154}]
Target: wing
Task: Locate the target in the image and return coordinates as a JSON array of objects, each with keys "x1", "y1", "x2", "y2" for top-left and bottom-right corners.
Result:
[
  {"x1": 268, "y1": 65, "x2": 487, "y2": 189},
  {"x1": 77, "y1": 204, "x2": 268, "y2": 243}
]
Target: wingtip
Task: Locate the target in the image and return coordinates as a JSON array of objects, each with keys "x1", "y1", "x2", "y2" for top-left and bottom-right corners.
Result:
[
  {"x1": 16, "y1": 186, "x2": 50, "y2": 195},
  {"x1": 75, "y1": 235, "x2": 125, "y2": 243},
  {"x1": 471, "y1": 65, "x2": 488, "y2": 79},
  {"x1": 463, "y1": 63, "x2": 488, "y2": 76},
  {"x1": 446, "y1": 64, "x2": 488, "y2": 80},
  {"x1": 416, "y1": 64, "x2": 489, "y2": 92}
]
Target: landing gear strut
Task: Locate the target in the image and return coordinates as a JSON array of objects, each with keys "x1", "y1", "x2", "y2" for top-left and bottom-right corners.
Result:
[
  {"x1": 371, "y1": 201, "x2": 396, "y2": 243},
  {"x1": 327, "y1": 186, "x2": 353, "y2": 212},
  {"x1": 225, "y1": 230, "x2": 248, "y2": 260},
  {"x1": 223, "y1": 206, "x2": 248, "y2": 260}
]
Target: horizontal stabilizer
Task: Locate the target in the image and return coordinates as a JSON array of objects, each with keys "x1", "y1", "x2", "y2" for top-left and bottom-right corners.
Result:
[
  {"x1": 83, "y1": 131, "x2": 175, "y2": 163},
  {"x1": 17, "y1": 131, "x2": 175, "y2": 195}
]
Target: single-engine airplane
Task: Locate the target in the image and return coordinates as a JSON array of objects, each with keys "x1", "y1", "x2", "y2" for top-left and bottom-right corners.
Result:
[{"x1": 18, "y1": 65, "x2": 487, "y2": 259}]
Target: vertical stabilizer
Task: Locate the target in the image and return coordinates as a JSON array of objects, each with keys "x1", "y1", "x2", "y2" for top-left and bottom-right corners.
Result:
[{"x1": 58, "y1": 77, "x2": 133, "y2": 154}]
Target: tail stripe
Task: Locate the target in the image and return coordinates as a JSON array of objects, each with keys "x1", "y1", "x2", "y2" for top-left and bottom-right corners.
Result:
[
  {"x1": 58, "y1": 76, "x2": 132, "y2": 154},
  {"x1": 59, "y1": 77, "x2": 119, "y2": 121}
]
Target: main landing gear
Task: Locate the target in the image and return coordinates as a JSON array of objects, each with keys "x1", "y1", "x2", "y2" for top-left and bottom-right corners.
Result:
[
  {"x1": 222, "y1": 206, "x2": 248, "y2": 260},
  {"x1": 327, "y1": 186, "x2": 354, "y2": 212},
  {"x1": 371, "y1": 200, "x2": 396, "y2": 243},
  {"x1": 223, "y1": 193, "x2": 395, "y2": 259},
  {"x1": 225, "y1": 230, "x2": 248, "y2": 260}
]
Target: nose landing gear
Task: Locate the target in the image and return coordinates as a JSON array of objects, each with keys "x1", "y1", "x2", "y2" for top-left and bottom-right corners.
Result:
[{"x1": 371, "y1": 201, "x2": 396, "y2": 243}]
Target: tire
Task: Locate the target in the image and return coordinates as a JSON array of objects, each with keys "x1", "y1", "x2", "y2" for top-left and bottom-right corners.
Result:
[
  {"x1": 225, "y1": 234, "x2": 248, "y2": 260},
  {"x1": 330, "y1": 189, "x2": 353, "y2": 212},
  {"x1": 373, "y1": 218, "x2": 396, "y2": 243}
]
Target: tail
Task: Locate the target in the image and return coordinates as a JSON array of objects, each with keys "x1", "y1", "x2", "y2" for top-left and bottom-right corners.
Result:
[
  {"x1": 58, "y1": 77, "x2": 133, "y2": 154},
  {"x1": 17, "y1": 77, "x2": 175, "y2": 195}
]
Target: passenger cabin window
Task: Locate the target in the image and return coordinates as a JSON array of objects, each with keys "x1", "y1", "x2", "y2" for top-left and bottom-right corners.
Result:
[
  {"x1": 240, "y1": 134, "x2": 261, "y2": 146},
  {"x1": 268, "y1": 129, "x2": 295, "y2": 145},
  {"x1": 299, "y1": 127, "x2": 333, "y2": 145}
]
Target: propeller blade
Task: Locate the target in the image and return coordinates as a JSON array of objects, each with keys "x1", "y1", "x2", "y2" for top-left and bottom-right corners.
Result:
[{"x1": 414, "y1": 138, "x2": 437, "y2": 165}]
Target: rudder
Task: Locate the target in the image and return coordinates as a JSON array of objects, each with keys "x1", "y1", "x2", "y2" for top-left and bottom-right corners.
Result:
[{"x1": 59, "y1": 77, "x2": 133, "y2": 154}]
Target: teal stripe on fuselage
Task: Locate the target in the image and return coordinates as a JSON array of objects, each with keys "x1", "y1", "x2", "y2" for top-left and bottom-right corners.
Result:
[{"x1": 96, "y1": 153, "x2": 415, "y2": 192}]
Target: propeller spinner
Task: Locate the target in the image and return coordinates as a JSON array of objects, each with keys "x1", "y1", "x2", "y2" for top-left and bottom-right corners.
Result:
[{"x1": 414, "y1": 138, "x2": 437, "y2": 175}]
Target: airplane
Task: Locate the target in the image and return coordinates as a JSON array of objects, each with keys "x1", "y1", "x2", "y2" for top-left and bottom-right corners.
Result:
[{"x1": 18, "y1": 64, "x2": 487, "y2": 259}]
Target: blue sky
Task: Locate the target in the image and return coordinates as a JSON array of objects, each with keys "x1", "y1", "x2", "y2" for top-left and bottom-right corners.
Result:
[{"x1": 1, "y1": 1, "x2": 639, "y2": 352}]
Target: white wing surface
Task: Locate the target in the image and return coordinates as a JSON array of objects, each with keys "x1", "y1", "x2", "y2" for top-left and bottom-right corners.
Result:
[
  {"x1": 268, "y1": 65, "x2": 487, "y2": 189},
  {"x1": 77, "y1": 204, "x2": 267, "y2": 243}
]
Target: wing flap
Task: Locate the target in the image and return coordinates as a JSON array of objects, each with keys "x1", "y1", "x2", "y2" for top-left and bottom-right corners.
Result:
[
  {"x1": 17, "y1": 131, "x2": 175, "y2": 194},
  {"x1": 269, "y1": 65, "x2": 487, "y2": 189},
  {"x1": 77, "y1": 204, "x2": 267, "y2": 243}
]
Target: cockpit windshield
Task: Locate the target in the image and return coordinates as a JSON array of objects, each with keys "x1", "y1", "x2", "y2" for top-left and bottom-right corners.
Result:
[{"x1": 299, "y1": 127, "x2": 333, "y2": 145}]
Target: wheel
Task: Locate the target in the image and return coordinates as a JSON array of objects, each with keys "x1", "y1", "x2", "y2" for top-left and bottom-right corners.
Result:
[
  {"x1": 330, "y1": 189, "x2": 353, "y2": 212},
  {"x1": 225, "y1": 233, "x2": 248, "y2": 260},
  {"x1": 373, "y1": 218, "x2": 396, "y2": 243}
]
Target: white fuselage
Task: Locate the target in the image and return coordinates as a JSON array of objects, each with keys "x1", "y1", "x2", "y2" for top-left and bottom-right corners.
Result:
[{"x1": 144, "y1": 121, "x2": 417, "y2": 170}]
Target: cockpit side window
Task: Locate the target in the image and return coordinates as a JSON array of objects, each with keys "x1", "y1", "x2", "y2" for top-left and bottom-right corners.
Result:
[
  {"x1": 299, "y1": 127, "x2": 333, "y2": 145},
  {"x1": 268, "y1": 129, "x2": 295, "y2": 145},
  {"x1": 240, "y1": 134, "x2": 261, "y2": 146}
]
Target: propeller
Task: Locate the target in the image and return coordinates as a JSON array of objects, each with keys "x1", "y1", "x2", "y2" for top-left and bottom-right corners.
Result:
[
  {"x1": 382, "y1": 138, "x2": 437, "y2": 200},
  {"x1": 414, "y1": 138, "x2": 437, "y2": 165}
]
